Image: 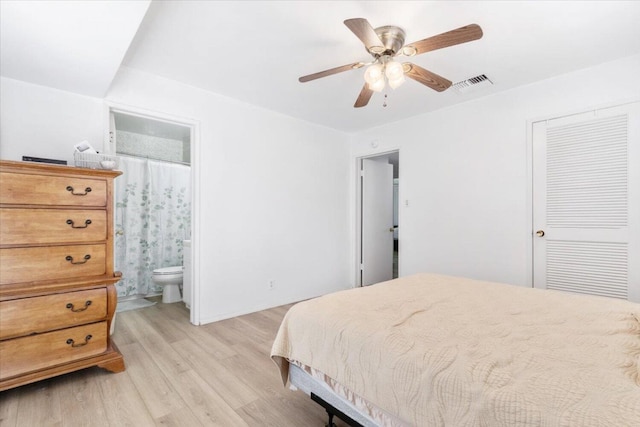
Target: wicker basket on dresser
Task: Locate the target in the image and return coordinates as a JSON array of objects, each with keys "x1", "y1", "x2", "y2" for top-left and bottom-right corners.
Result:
[{"x1": 0, "y1": 160, "x2": 125, "y2": 391}]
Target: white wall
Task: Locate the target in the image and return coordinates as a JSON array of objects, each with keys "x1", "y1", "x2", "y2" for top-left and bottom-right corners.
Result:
[
  {"x1": 351, "y1": 54, "x2": 640, "y2": 287},
  {"x1": 4, "y1": 53, "x2": 638, "y2": 322},
  {"x1": 0, "y1": 77, "x2": 105, "y2": 162},
  {"x1": 0, "y1": 69, "x2": 352, "y2": 324},
  {"x1": 106, "y1": 68, "x2": 352, "y2": 323}
]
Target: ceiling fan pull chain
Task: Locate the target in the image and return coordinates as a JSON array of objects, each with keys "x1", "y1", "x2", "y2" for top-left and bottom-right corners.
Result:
[{"x1": 383, "y1": 93, "x2": 388, "y2": 107}]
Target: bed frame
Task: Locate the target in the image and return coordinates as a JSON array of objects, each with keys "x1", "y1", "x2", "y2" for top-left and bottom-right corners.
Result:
[
  {"x1": 311, "y1": 393, "x2": 363, "y2": 427},
  {"x1": 288, "y1": 363, "x2": 376, "y2": 426}
]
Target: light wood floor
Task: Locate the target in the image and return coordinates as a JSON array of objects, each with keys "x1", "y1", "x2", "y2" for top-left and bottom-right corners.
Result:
[{"x1": 0, "y1": 300, "x2": 349, "y2": 427}]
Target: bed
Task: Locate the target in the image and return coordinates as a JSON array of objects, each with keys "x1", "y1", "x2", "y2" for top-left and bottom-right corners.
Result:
[{"x1": 271, "y1": 273, "x2": 640, "y2": 426}]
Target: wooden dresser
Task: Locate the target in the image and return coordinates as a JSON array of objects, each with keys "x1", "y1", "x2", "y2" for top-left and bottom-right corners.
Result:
[{"x1": 0, "y1": 160, "x2": 124, "y2": 390}]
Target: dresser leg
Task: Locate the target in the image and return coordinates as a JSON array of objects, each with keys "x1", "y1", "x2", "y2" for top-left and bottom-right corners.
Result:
[{"x1": 98, "y1": 356, "x2": 125, "y2": 373}]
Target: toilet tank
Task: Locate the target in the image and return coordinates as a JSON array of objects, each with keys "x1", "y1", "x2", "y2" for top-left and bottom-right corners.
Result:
[{"x1": 183, "y1": 240, "x2": 192, "y2": 309}]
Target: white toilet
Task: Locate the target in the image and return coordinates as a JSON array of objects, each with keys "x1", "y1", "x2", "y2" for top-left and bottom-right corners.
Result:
[{"x1": 152, "y1": 266, "x2": 183, "y2": 303}]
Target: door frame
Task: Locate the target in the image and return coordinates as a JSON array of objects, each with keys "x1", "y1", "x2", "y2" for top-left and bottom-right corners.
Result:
[
  {"x1": 354, "y1": 150, "x2": 399, "y2": 287},
  {"x1": 103, "y1": 101, "x2": 202, "y2": 325},
  {"x1": 525, "y1": 98, "x2": 640, "y2": 289}
]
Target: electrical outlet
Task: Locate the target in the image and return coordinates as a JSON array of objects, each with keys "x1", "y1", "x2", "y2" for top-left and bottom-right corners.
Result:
[{"x1": 268, "y1": 280, "x2": 275, "y2": 290}]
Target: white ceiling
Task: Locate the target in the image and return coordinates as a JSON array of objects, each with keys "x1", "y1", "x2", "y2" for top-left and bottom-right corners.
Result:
[
  {"x1": 2, "y1": 1, "x2": 640, "y2": 132},
  {"x1": 0, "y1": 0, "x2": 150, "y2": 97}
]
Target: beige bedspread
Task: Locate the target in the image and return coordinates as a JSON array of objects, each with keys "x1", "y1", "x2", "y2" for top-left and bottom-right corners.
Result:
[{"x1": 271, "y1": 273, "x2": 640, "y2": 426}]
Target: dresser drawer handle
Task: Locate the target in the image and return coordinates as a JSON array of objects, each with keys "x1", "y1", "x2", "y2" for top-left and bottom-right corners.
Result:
[
  {"x1": 65, "y1": 254, "x2": 91, "y2": 264},
  {"x1": 66, "y1": 219, "x2": 92, "y2": 229},
  {"x1": 66, "y1": 335, "x2": 92, "y2": 348},
  {"x1": 66, "y1": 185, "x2": 92, "y2": 196},
  {"x1": 66, "y1": 300, "x2": 92, "y2": 312}
]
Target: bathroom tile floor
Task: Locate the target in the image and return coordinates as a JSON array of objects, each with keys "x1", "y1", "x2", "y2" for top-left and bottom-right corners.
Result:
[{"x1": 0, "y1": 299, "x2": 350, "y2": 427}]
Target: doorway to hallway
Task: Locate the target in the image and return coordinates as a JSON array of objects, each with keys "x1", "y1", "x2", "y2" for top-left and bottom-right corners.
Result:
[{"x1": 356, "y1": 151, "x2": 399, "y2": 286}]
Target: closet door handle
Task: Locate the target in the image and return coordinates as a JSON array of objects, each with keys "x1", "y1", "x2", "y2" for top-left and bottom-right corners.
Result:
[
  {"x1": 65, "y1": 254, "x2": 91, "y2": 264},
  {"x1": 66, "y1": 219, "x2": 92, "y2": 229},
  {"x1": 66, "y1": 335, "x2": 92, "y2": 348},
  {"x1": 66, "y1": 300, "x2": 92, "y2": 312},
  {"x1": 66, "y1": 186, "x2": 92, "y2": 196}
]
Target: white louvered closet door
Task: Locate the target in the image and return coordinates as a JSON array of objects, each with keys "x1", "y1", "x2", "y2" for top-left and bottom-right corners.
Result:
[{"x1": 532, "y1": 102, "x2": 640, "y2": 302}]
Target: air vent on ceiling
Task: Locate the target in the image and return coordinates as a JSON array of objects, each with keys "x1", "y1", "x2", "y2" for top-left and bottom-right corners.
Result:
[{"x1": 452, "y1": 74, "x2": 493, "y2": 93}]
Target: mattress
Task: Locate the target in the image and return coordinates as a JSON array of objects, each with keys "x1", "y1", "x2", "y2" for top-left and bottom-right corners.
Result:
[{"x1": 271, "y1": 273, "x2": 640, "y2": 426}]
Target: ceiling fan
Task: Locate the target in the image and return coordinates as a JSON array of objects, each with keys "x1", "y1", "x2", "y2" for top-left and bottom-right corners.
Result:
[{"x1": 299, "y1": 18, "x2": 483, "y2": 108}]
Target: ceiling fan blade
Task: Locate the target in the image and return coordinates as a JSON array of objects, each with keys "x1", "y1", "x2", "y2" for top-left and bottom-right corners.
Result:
[
  {"x1": 344, "y1": 18, "x2": 384, "y2": 52},
  {"x1": 299, "y1": 62, "x2": 364, "y2": 83},
  {"x1": 403, "y1": 24, "x2": 483, "y2": 56},
  {"x1": 403, "y1": 63, "x2": 452, "y2": 92},
  {"x1": 354, "y1": 84, "x2": 374, "y2": 108}
]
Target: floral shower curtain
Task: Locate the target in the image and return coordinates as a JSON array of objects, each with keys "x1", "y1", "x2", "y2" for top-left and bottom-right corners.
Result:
[{"x1": 114, "y1": 156, "x2": 191, "y2": 297}]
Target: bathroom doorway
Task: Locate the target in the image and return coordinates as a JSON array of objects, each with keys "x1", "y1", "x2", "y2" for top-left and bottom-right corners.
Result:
[{"x1": 107, "y1": 107, "x2": 197, "y2": 322}]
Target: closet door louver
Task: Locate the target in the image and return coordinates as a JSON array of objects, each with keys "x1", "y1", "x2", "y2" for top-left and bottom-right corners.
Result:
[
  {"x1": 546, "y1": 115, "x2": 628, "y2": 298},
  {"x1": 546, "y1": 115, "x2": 627, "y2": 229},
  {"x1": 545, "y1": 241, "x2": 627, "y2": 299},
  {"x1": 532, "y1": 103, "x2": 639, "y2": 302}
]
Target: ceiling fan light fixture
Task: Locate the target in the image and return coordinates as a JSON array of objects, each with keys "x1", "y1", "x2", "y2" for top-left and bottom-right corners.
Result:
[
  {"x1": 364, "y1": 63, "x2": 384, "y2": 85},
  {"x1": 368, "y1": 78, "x2": 385, "y2": 92},
  {"x1": 388, "y1": 75, "x2": 405, "y2": 89},
  {"x1": 385, "y1": 61, "x2": 404, "y2": 81}
]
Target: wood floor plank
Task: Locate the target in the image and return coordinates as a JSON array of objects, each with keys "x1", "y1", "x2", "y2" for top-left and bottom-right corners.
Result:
[
  {"x1": 96, "y1": 365, "x2": 156, "y2": 427},
  {"x1": 152, "y1": 297, "x2": 188, "y2": 321},
  {"x1": 110, "y1": 311, "x2": 138, "y2": 346},
  {"x1": 183, "y1": 322, "x2": 237, "y2": 360},
  {"x1": 218, "y1": 341, "x2": 286, "y2": 401},
  {"x1": 117, "y1": 342, "x2": 187, "y2": 419},
  {"x1": 124, "y1": 309, "x2": 190, "y2": 378},
  {"x1": 202, "y1": 316, "x2": 270, "y2": 348},
  {"x1": 200, "y1": 318, "x2": 252, "y2": 348},
  {"x1": 0, "y1": 382, "x2": 20, "y2": 427},
  {"x1": 1, "y1": 302, "x2": 337, "y2": 427},
  {"x1": 232, "y1": 339, "x2": 282, "y2": 378},
  {"x1": 237, "y1": 309, "x2": 286, "y2": 337},
  {"x1": 10, "y1": 378, "x2": 63, "y2": 426},
  {"x1": 218, "y1": 354, "x2": 285, "y2": 403},
  {"x1": 270, "y1": 303, "x2": 295, "y2": 316},
  {"x1": 162, "y1": 313, "x2": 237, "y2": 360},
  {"x1": 56, "y1": 369, "x2": 109, "y2": 427},
  {"x1": 168, "y1": 369, "x2": 250, "y2": 426},
  {"x1": 150, "y1": 299, "x2": 238, "y2": 359},
  {"x1": 153, "y1": 405, "x2": 203, "y2": 426},
  {"x1": 137, "y1": 304, "x2": 185, "y2": 344},
  {"x1": 171, "y1": 338, "x2": 259, "y2": 410},
  {"x1": 234, "y1": 314, "x2": 281, "y2": 344},
  {"x1": 237, "y1": 393, "x2": 329, "y2": 427}
]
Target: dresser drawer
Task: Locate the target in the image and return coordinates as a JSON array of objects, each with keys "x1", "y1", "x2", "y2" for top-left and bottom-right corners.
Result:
[
  {"x1": 0, "y1": 288, "x2": 107, "y2": 339},
  {"x1": 0, "y1": 244, "x2": 106, "y2": 285},
  {"x1": 0, "y1": 172, "x2": 106, "y2": 207},
  {"x1": 0, "y1": 321, "x2": 108, "y2": 380},
  {"x1": 0, "y1": 208, "x2": 107, "y2": 245}
]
